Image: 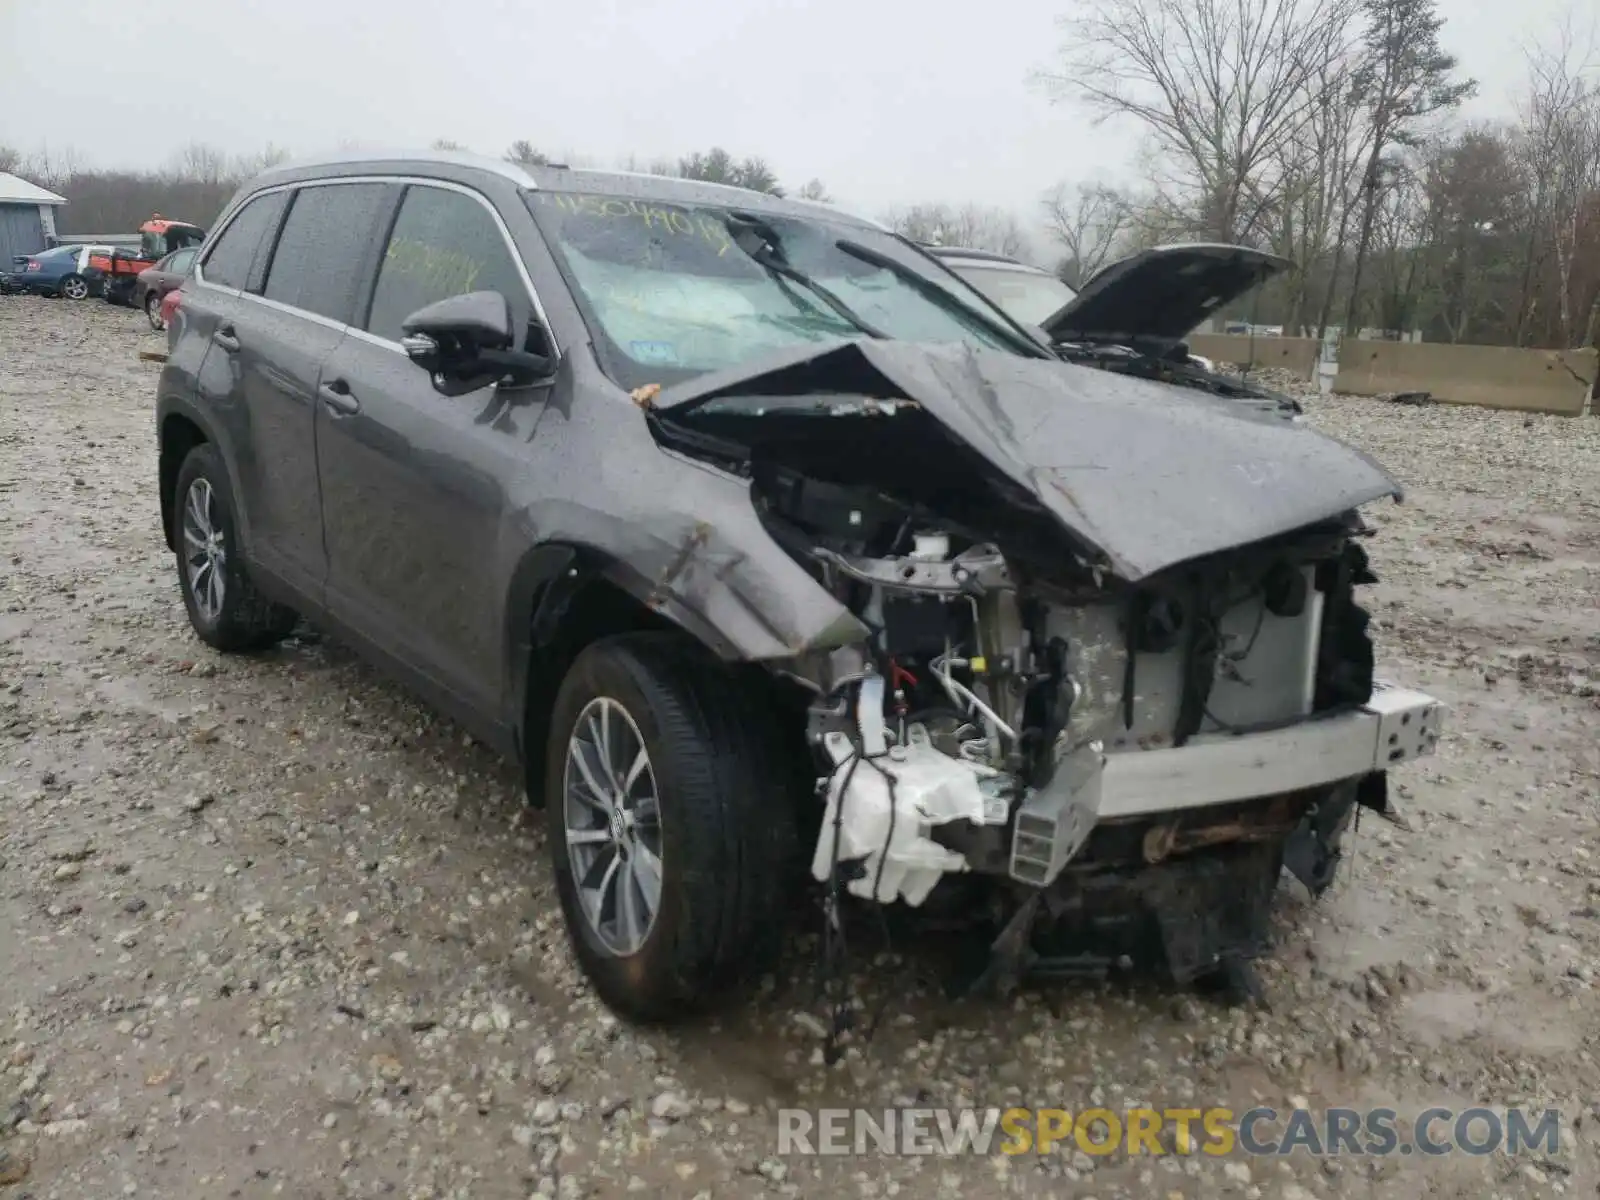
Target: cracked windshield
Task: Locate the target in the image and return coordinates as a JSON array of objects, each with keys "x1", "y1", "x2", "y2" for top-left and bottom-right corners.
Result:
[{"x1": 527, "y1": 190, "x2": 1021, "y2": 379}]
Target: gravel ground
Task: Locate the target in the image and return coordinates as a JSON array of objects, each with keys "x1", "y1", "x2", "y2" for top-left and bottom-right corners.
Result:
[{"x1": 2, "y1": 297, "x2": 1598, "y2": 1199}]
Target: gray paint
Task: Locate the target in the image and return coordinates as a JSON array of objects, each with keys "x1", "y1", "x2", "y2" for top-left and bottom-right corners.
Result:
[
  {"x1": 1039, "y1": 244, "x2": 1294, "y2": 350},
  {"x1": 0, "y1": 203, "x2": 46, "y2": 268},
  {"x1": 657, "y1": 338, "x2": 1400, "y2": 582},
  {"x1": 158, "y1": 158, "x2": 872, "y2": 760},
  {"x1": 155, "y1": 155, "x2": 1398, "y2": 770}
]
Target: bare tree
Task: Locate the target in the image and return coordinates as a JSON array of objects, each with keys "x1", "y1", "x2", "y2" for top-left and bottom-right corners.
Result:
[
  {"x1": 796, "y1": 178, "x2": 832, "y2": 203},
  {"x1": 15, "y1": 144, "x2": 85, "y2": 192},
  {"x1": 231, "y1": 143, "x2": 291, "y2": 179},
  {"x1": 1366, "y1": 154, "x2": 1431, "y2": 335},
  {"x1": 1511, "y1": 23, "x2": 1600, "y2": 345},
  {"x1": 169, "y1": 142, "x2": 232, "y2": 186},
  {"x1": 430, "y1": 138, "x2": 468, "y2": 152},
  {"x1": 1339, "y1": 0, "x2": 1476, "y2": 337},
  {"x1": 615, "y1": 152, "x2": 680, "y2": 177},
  {"x1": 505, "y1": 140, "x2": 549, "y2": 168},
  {"x1": 1040, "y1": 0, "x2": 1360, "y2": 243},
  {"x1": 675, "y1": 147, "x2": 784, "y2": 195},
  {"x1": 882, "y1": 203, "x2": 1029, "y2": 258},
  {"x1": 1266, "y1": 56, "x2": 1372, "y2": 334},
  {"x1": 1040, "y1": 181, "x2": 1131, "y2": 284}
]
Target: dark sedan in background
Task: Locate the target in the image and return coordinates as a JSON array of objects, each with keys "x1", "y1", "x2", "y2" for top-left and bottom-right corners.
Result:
[{"x1": 132, "y1": 246, "x2": 198, "y2": 329}]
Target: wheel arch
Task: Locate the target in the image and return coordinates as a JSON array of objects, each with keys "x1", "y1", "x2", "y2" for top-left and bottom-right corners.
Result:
[
  {"x1": 158, "y1": 401, "x2": 232, "y2": 552},
  {"x1": 507, "y1": 540, "x2": 771, "y2": 805}
]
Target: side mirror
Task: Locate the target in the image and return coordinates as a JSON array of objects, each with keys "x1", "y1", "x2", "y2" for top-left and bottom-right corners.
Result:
[{"x1": 400, "y1": 291, "x2": 554, "y2": 398}]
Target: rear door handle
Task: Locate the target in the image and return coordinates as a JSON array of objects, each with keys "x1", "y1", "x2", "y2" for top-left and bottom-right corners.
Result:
[
  {"x1": 211, "y1": 325, "x2": 239, "y2": 353},
  {"x1": 318, "y1": 380, "x2": 360, "y2": 416}
]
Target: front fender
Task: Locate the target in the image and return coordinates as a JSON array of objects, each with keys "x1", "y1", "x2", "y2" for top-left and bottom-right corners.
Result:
[
  {"x1": 500, "y1": 513, "x2": 871, "y2": 755},
  {"x1": 508, "y1": 494, "x2": 870, "y2": 658}
]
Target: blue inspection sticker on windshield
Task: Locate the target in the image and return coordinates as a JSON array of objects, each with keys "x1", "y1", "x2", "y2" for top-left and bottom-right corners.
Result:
[{"x1": 629, "y1": 340, "x2": 680, "y2": 365}]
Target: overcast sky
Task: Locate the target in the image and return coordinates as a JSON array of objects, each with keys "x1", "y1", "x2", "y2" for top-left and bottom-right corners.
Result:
[{"x1": 0, "y1": 0, "x2": 1587, "y2": 227}]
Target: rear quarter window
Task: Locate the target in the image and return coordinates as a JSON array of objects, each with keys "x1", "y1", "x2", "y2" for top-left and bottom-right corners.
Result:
[
  {"x1": 201, "y1": 190, "x2": 290, "y2": 291},
  {"x1": 262, "y1": 183, "x2": 390, "y2": 324}
]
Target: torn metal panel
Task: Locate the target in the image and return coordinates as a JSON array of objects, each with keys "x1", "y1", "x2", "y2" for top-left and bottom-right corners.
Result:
[
  {"x1": 510, "y1": 491, "x2": 867, "y2": 663},
  {"x1": 654, "y1": 338, "x2": 1402, "y2": 583}
]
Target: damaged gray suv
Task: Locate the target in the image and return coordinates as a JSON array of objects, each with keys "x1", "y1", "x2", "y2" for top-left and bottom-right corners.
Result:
[{"x1": 155, "y1": 150, "x2": 1443, "y2": 1020}]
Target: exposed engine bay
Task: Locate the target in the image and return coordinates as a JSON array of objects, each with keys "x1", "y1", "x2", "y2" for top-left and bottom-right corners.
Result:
[
  {"x1": 645, "y1": 335, "x2": 1445, "y2": 1005},
  {"x1": 782, "y1": 494, "x2": 1439, "y2": 999},
  {"x1": 1049, "y1": 336, "x2": 1305, "y2": 415},
  {"x1": 754, "y1": 459, "x2": 1380, "y2": 887}
]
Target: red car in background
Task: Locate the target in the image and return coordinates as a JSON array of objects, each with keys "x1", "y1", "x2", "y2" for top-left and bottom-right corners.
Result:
[
  {"x1": 158, "y1": 284, "x2": 184, "y2": 333},
  {"x1": 134, "y1": 246, "x2": 199, "y2": 330}
]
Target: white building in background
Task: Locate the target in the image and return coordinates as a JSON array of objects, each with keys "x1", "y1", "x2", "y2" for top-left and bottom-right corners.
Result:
[{"x1": 0, "y1": 171, "x2": 67, "y2": 266}]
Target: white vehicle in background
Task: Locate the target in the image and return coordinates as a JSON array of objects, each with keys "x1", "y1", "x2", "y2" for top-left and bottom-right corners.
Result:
[
  {"x1": 924, "y1": 243, "x2": 1261, "y2": 374},
  {"x1": 8, "y1": 242, "x2": 119, "y2": 300},
  {"x1": 921, "y1": 244, "x2": 1084, "y2": 327}
]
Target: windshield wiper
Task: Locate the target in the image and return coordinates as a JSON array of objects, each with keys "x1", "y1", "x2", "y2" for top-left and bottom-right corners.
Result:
[
  {"x1": 834, "y1": 239, "x2": 1052, "y2": 358},
  {"x1": 724, "y1": 213, "x2": 889, "y2": 340}
]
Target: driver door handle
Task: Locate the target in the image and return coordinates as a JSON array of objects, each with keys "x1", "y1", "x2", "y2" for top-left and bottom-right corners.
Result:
[{"x1": 318, "y1": 379, "x2": 360, "y2": 416}]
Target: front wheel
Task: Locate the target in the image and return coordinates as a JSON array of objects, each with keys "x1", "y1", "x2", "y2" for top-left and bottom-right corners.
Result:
[
  {"x1": 172, "y1": 444, "x2": 299, "y2": 652},
  {"x1": 59, "y1": 274, "x2": 89, "y2": 300},
  {"x1": 545, "y1": 634, "x2": 798, "y2": 1021}
]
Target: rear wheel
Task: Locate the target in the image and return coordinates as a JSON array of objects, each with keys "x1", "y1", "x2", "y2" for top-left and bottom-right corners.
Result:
[
  {"x1": 145, "y1": 291, "x2": 164, "y2": 331},
  {"x1": 59, "y1": 274, "x2": 89, "y2": 301},
  {"x1": 172, "y1": 443, "x2": 299, "y2": 652},
  {"x1": 545, "y1": 634, "x2": 798, "y2": 1021}
]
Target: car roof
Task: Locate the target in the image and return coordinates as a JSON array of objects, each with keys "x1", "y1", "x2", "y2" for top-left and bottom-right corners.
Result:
[
  {"x1": 241, "y1": 148, "x2": 889, "y2": 232},
  {"x1": 525, "y1": 165, "x2": 889, "y2": 231},
  {"x1": 924, "y1": 245, "x2": 1023, "y2": 265},
  {"x1": 923, "y1": 245, "x2": 1054, "y2": 274}
]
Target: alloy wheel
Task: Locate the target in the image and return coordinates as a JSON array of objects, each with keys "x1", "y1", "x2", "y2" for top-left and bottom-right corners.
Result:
[
  {"x1": 562, "y1": 696, "x2": 664, "y2": 956},
  {"x1": 181, "y1": 478, "x2": 226, "y2": 623},
  {"x1": 61, "y1": 276, "x2": 89, "y2": 300}
]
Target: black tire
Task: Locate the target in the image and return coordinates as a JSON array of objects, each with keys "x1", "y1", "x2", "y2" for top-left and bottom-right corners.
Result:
[
  {"x1": 172, "y1": 443, "x2": 299, "y2": 652},
  {"x1": 58, "y1": 273, "x2": 89, "y2": 301},
  {"x1": 544, "y1": 633, "x2": 799, "y2": 1022},
  {"x1": 145, "y1": 291, "x2": 164, "y2": 331}
]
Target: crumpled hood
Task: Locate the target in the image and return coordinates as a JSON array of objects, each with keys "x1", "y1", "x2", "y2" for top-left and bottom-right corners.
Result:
[
  {"x1": 1041, "y1": 243, "x2": 1292, "y2": 350},
  {"x1": 655, "y1": 339, "x2": 1401, "y2": 583}
]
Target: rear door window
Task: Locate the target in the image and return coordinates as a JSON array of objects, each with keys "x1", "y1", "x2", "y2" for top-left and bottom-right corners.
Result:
[
  {"x1": 169, "y1": 248, "x2": 198, "y2": 275},
  {"x1": 201, "y1": 190, "x2": 289, "y2": 291},
  {"x1": 364, "y1": 184, "x2": 529, "y2": 343},
  {"x1": 262, "y1": 183, "x2": 390, "y2": 324}
]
